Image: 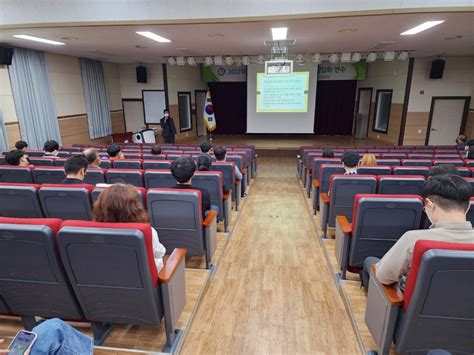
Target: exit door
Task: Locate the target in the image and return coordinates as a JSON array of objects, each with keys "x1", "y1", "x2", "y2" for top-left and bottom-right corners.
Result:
[{"x1": 427, "y1": 97, "x2": 470, "y2": 145}]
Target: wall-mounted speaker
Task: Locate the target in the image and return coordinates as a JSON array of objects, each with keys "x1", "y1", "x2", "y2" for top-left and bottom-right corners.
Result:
[
  {"x1": 136, "y1": 65, "x2": 147, "y2": 83},
  {"x1": 429, "y1": 59, "x2": 445, "y2": 79},
  {"x1": 0, "y1": 46, "x2": 14, "y2": 65}
]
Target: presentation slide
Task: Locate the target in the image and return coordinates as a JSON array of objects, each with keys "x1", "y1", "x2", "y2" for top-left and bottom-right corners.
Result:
[{"x1": 256, "y1": 72, "x2": 310, "y2": 113}]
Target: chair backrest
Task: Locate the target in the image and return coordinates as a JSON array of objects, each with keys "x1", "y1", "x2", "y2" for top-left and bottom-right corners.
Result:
[
  {"x1": 106, "y1": 169, "x2": 144, "y2": 187},
  {"x1": 210, "y1": 162, "x2": 235, "y2": 190},
  {"x1": 456, "y1": 167, "x2": 470, "y2": 177},
  {"x1": 91, "y1": 186, "x2": 146, "y2": 207},
  {"x1": 38, "y1": 184, "x2": 93, "y2": 220},
  {"x1": 376, "y1": 159, "x2": 400, "y2": 166},
  {"x1": 348, "y1": 194, "x2": 423, "y2": 268},
  {"x1": 393, "y1": 166, "x2": 430, "y2": 176},
  {"x1": 311, "y1": 158, "x2": 340, "y2": 179},
  {"x1": 56, "y1": 151, "x2": 70, "y2": 158},
  {"x1": 83, "y1": 168, "x2": 106, "y2": 185},
  {"x1": 112, "y1": 159, "x2": 143, "y2": 169},
  {"x1": 167, "y1": 154, "x2": 190, "y2": 161},
  {"x1": 123, "y1": 153, "x2": 142, "y2": 159},
  {"x1": 401, "y1": 159, "x2": 432, "y2": 167},
  {"x1": 142, "y1": 160, "x2": 172, "y2": 170},
  {"x1": 142, "y1": 154, "x2": 166, "y2": 161},
  {"x1": 144, "y1": 170, "x2": 176, "y2": 189},
  {"x1": 328, "y1": 175, "x2": 377, "y2": 227},
  {"x1": 192, "y1": 171, "x2": 224, "y2": 219},
  {"x1": 32, "y1": 167, "x2": 65, "y2": 184},
  {"x1": 357, "y1": 166, "x2": 392, "y2": 176},
  {"x1": 226, "y1": 155, "x2": 244, "y2": 171},
  {"x1": 54, "y1": 158, "x2": 68, "y2": 167},
  {"x1": 57, "y1": 220, "x2": 163, "y2": 324},
  {"x1": 0, "y1": 217, "x2": 83, "y2": 320},
  {"x1": 147, "y1": 188, "x2": 204, "y2": 256},
  {"x1": 0, "y1": 166, "x2": 33, "y2": 183},
  {"x1": 395, "y1": 240, "x2": 474, "y2": 353},
  {"x1": 29, "y1": 157, "x2": 55, "y2": 166},
  {"x1": 319, "y1": 164, "x2": 346, "y2": 193},
  {"x1": 99, "y1": 160, "x2": 112, "y2": 169},
  {"x1": 0, "y1": 183, "x2": 43, "y2": 218},
  {"x1": 377, "y1": 175, "x2": 425, "y2": 195}
]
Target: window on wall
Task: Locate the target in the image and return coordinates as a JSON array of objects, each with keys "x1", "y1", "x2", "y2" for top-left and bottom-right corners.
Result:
[
  {"x1": 373, "y1": 89, "x2": 393, "y2": 134},
  {"x1": 178, "y1": 92, "x2": 192, "y2": 132}
]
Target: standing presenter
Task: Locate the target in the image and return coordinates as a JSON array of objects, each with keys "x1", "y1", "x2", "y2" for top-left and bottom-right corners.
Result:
[{"x1": 160, "y1": 108, "x2": 177, "y2": 144}]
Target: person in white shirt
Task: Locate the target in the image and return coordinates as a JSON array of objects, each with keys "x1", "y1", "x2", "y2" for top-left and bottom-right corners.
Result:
[
  {"x1": 43, "y1": 140, "x2": 59, "y2": 157},
  {"x1": 92, "y1": 183, "x2": 166, "y2": 271}
]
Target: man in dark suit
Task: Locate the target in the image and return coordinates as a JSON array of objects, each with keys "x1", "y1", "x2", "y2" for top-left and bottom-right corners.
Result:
[
  {"x1": 160, "y1": 109, "x2": 177, "y2": 144},
  {"x1": 62, "y1": 156, "x2": 88, "y2": 184}
]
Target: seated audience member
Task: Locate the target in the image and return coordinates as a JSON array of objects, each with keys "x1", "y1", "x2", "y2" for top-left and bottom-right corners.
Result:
[
  {"x1": 62, "y1": 156, "x2": 88, "y2": 184},
  {"x1": 93, "y1": 184, "x2": 166, "y2": 271},
  {"x1": 341, "y1": 151, "x2": 360, "y2": 175},
  {"x1": 171, "y1": 157, "x2": 211, "y2": 217},
  {"x1": 43, "y1": 140, "x2": 59, "y2": 156},
  {"x1": 456, "y1": 134, "x2": 467, "y2": 150},
  {"x1": 214, "y1": 146, "x2": 242, "y2": 180},
  {"x1": 14, "y1": 140, "x2": 28, "y2": 152},
  {"x1": 200, "y1": 141, "x2": 212, "y2": 155},
  {"x1": 150, "y1": 145, "x2": 161, "y2": 155},
  {"x1": 107, "y1": 144, "x2": 124, "y2": 160},
  {"x1": 82, "y1": 148, "x2": 101, "y2": 168},
  {"x1": 465, "y1": 139, "x2": 474, "y2": 152},
  {"x1": 467, "y1": 147, "x2": 474, "y2": 160},
  {"x1": 322, "y1": 148, "x2": 334, "y2": 158},
  {"x1": 428, "y1": 164, "x2": 459, "y2": 177},
  {"x1": 362, "y1": 175, "x2": 473, "y2": 290},
  {"x1": 5, "y1": 149, "x2": 29, "y2": 167},
  {"x1": 197, "y1": 154, "x2": 212, "y2": 171},
  {"x1": 360, "y1": 153, "x2": 377, "y2": 167}
]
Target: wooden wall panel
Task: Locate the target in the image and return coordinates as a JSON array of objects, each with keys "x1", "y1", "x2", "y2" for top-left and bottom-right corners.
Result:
[
  {"x1": 58, "y1": 114, "x2": 112, "y2": 146},
  {"x1": 367, "y1": 103, "x2": 403, "y2": 146},
  {"x1": 402, "y1": 112, "x2": 430, "y2": 145},
  {"x1": 464, "y1": 110, "x2": 474, "y2": 139},
  {"x1": 5, "y1": 122, "x2": 21, "y2": 149},
  {"x1": 111, "y1": 110, "x2": 126, "y2": 134}
]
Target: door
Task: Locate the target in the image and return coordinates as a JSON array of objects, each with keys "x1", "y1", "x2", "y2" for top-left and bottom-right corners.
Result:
[
  {"x1": 427, "y1": 97, "x2": 470, "y2": 145},
  {"x1": 122, "y1": 99, "x2": 145, "y2": 133},
  {"x1": 355, "y1": 88, "x2": 372, "y2": 139},
  {"x1": 195, "y1": 90, "x2": 207, "y2": 136},
  {"x1": 177, "y1": 92, "x2": 192, "y2": 132}
]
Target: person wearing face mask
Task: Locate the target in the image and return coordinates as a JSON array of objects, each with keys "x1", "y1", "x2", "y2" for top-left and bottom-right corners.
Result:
[
  {"x1": 160, "y1": 108, "x2": 177, "y2": 144},
  {"x1": 361, "y1": 174, "x2": 473, "y2": 291}
]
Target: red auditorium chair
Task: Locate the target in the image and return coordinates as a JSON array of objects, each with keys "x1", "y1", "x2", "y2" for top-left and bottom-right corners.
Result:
[
  {"x1": 432, "y1": 159, "x2": 464, "y2": 167},
  {"x1": 83, "y1": 168, "x2": 107, "y2": 185},
  {"x1": 144, "y1": 170, "x2": 176, "y2": 189},
  {"x1": 0, "y1": 165, "x2": 33, "y2": 183},
  {"x1": 226, "y1": 155, "x2": 248, "y2": 196},
  {"x1": 0, "y1": 183, "x2": 43, "y2": 218},
  {"x1": 142, "y1": 154, "x2": 167, "y2": 161},
  {"x1": 357, "y1": 166, "x2": 392, "y2": 176},
  {"x1": 91, "y1": 186, "x2": 146, "y2": 206},
  {"x1": 167, "y1": 154, "x2": 190, "y2": 161},
  {"x1": 54, "y1": 158, "x2": 68, "y2": 166},
  {"x1": 32, "y1": 166, "x2": 65, "y2": 184},
  {"x1": 57, "y1": 220, "x2": 187, "y2": 349},
  {"x1": 0, "y1": 217, "x2": 84, "y2": 330},
  {"x1": 365, "y1": 240, "x2": 474, "y2": 355},
  {"x1": 147, "y1": 188, "x2": 217, "y2": 269},
  {"x1": 106, "y1": 169, "x2": 144, "y2": 187},
  {"x1": 376, "y1": 159, "x2": 400, "y2": 166},
  {"x1": 307, "y1": 157, "x2": 340, "y2": 196},
  {"x1": 401, "y1": 159, "x2": 432, "y2": 167},
  {"x1": 311, "y1": 164, "x2": 345, "y2": 212},
  {"x1": 61, "y1": 147, "x2": 81, "y2": 152},
  {"x1": 320, "y1": 175, "x2": 377, "y2": 238},
  {"x1": 38, "y1": 184, "x2": 94, "y2": 220},
  {"x1": 406, "y1": 153, "x2": 433, "y2": 159},
  {"x1": 210, "y1": 162, "x2": 241, "y2": 210},
  {"x1": 464, "y1": 160, "x2": 474, "y2": 168},
  {"x1": 122, "y1": 153, "x2": 142, "y2": 159},
  {"x1": 24, "y1": 150, "x2": 44, "y2": 157},
  {"x1": 335, "y1": 194, "x2": 423, "y2": 279},
  {"x1": 99, "y1": 159, "x2": 112, "y2": 169},
  {"x1": 56, "y1": 151, "x2": 71, "y2": 157},
  {"x1": 381, "y1": 153, "x2": 407, "y2": 160},
  {"x1": 143, "y1": 160, "x2": 172, "y2": 170},
  {"x1": 28, "y1": 157, "x2": 55, "y2": 166},
  {"x1": 377, "y1": 175, "x2": 425, "y2": 195},
  {"x1": 457, "y1": 167, "x2": 470, "y2": 177},
  {"x1": 393, "y1": 166, "x2": 430, "y2": 176},
  {"x1": 112, "y1": 159, "x2": 143, "y2": 169}
]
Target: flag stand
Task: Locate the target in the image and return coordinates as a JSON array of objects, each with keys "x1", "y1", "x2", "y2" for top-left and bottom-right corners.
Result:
[{"x1": 208, "y1": 130, "x2": 214, "y2": 142}]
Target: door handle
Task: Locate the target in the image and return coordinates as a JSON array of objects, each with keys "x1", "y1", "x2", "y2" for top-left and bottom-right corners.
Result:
[{"x1": 431, "y1": 128, "x2": 438, "y2": 131}]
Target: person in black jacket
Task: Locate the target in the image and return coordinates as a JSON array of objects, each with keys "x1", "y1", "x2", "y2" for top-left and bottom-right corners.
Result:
[
  {"x1": 62, "y1": 156, "x2": 88, "y2": 184},
  {"x1": 160, "y1": 109, "x2": 177, "y2": 144},
  {"x1": 171, "y1": 156, "x2": 211, "y2": 217}
]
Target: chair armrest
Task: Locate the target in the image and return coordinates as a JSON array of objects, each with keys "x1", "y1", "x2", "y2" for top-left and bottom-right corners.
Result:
[
  {"x1": 223, "y1": 191, "x2": 232, "y2": 201},
  {"x1": 335, "y1": 215, "x2": 352, "y2": 276},
  {"x1": 159, "y1": 248, "x2": 186, "y2": 284},
  {"x1": 242, "y1": 168, "x2": 247, "y2": 175},
  {"x1": 203, "y1": 210, "x2": 218, "y2": 228},
  {"x1": 313, "y1": 179, "x2": 319, "y2": 188},
  {"x1": 371, "y1": 264, "x2": 404, "y2": 306},
  {"x1": 320, "y1": 192, "x2": 329, "y2": 204},
  {"x1": 336, "y1": 215, "x2": 352, "y2": 235}
]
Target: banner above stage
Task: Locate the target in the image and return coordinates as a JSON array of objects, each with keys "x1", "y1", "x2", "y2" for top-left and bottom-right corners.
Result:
[
  {"x1": 317, "y1": 61, "x2": 366, "y2": 81},
  {"x1": 202, "y1": 65, "x2": 247, "y2": 82}
]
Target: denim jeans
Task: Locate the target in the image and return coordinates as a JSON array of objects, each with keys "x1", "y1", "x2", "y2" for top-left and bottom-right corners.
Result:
[
  {"x1": 361, "y1": 256, "x2": 381, "y2": 292},
  {"x1": 31, "y1": 318, "x2": 93, "y2": 355}
]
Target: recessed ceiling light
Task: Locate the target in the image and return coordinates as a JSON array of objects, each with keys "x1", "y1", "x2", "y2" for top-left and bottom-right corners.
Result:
[
  {"x1": 401, "y1": 21, "x2": 444, "y2": 35},
  {"x1": 271, "y1": 27, "x2": 288, "y2": 40},
  {"x1": 338, "y1": 28, "x2": 357, "y2": 33},
  {"x1": 136, "y1": 31, "x2": 171, "y2": 43},
  {"x1": 13, "y1": 35, "x2": 65, "y2": 45},
  {"x1": 208, "y1": 33, "x2": 224, "y2": 38}
]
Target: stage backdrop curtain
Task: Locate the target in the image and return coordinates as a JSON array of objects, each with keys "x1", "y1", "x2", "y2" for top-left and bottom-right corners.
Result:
[
  {"x1": 80, "y1": 58, "x2": 112, "y2": 139},
  {"x1": 9, "y1": 47, "x2": 62, "y2": 149},
  {"x1": 208, "y1": 82, "x2": 247, "y2": 135},
  {"x1": 314, "y1": 80, "x2": 357, "y2": 135}
]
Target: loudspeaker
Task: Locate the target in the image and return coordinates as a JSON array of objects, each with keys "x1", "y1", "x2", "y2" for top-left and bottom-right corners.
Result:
[
  {"x1": 429, "y1": 59, "x2": 445, "y2": 79},
  {"x1": 0, "y1": 46, "x2": 14, "y2": 65},
  {"x1": 136, "y1": 65, "x2": 147, "y2": 83}
]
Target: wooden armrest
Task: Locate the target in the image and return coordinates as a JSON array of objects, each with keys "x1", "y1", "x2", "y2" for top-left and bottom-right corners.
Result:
[
  {"x1": 336, "y1": 215, "x2": 352, "y2": 234},
  {"x1": 320, "y1": 192, "x2": 329, "y2": 204},
  {"x1": 158, "y1": 248, "x2": 186, "y2": 284},
  {"x1": 203, "y1": 210, "x2": 218, "y2": 228},
  {"x1": 242, "y1": 168, "x2": 247, "y2": 174},
  {"x1": 223, "y1": 191, "x2": 232, "y2": 200},
  {"x1": 371, "y1": 264, "x2": 404, "y2": 306},
  {"x1": 313, "y1": 179, "x2": 319, "y2": 188}
]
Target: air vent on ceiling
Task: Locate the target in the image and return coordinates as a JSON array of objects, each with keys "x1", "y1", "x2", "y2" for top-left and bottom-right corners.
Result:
[
  {"x1": 369, "y1": 41, "x2": 395, "y2": 50},
  {"x1": 264, "y1": 39, "x2": 296, "y2": 47}
]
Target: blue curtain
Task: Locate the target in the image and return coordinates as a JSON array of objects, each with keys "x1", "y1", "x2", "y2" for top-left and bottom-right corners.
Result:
[
  {"x1": 9, "y1": 48, "x2": 61, "y2": 149},
  {"x1": 80, "y1": 58, "x2": 112, "y2": 139}
]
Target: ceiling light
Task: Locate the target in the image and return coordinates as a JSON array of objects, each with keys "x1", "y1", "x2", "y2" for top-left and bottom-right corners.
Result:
[
  {"x1": 168, "y1": 57, "x2": 176, "y2": 65},
  {"x1": 204, "y1": 56, "x2": 213, "y2": 66},
  {"x1": 241, "y1": 56, "x2": 251, "y2": 66},
  {"x1": 329, "y1": 53, "x2": 339, "y2": 63},
  {"x1": 214, "y1": 55, "x2": 223, "y2": 66},
  {"x1": 187, "y1": 56, "x2": 196, "y2": 66},
  {"x1": 256, "y1": 55, "x2": 265, "y2": 64},
  {"x1": 176, "y1": 56, "x2": 185, "y2": 66},
  {"x1": 341, "y1": 53, "x2": 351, "y2": 63},
  {"x1": 271, "y1": 27, "x2": 288, "y2": 41},
  {"x1": 224, "y1": 56, "x2": 234, "y2": 66},
  {"x1": 351, "y1": 52, "x2": 362, "y2": 62},
  {"x1": 398, "y1": 51, "x2": 409, "y2": 60},
  {"x1": 366, "y1": 52, "x2": 377, "y2": 63},
  {"x1": 400, "y1": 20, "x2": 444, "y2": 35},
  {"x1": 136, "y1": 31, "x2": 171, "y2": 43},
  {"x1": 311, "y1": 53, "x2": 321, "y2": 64},
  {"x1": 384, "y1": 51, "x2": 395, "y2": 61},
  {"x1": 13, "y1": 35, "x2": 65, "y2": 46}
]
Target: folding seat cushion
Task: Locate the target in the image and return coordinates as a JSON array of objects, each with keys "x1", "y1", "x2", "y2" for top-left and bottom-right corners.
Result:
[
  {"x1": 106, "y1": 169, "x2": 144, "y2": 187},
  {"x1": 83, "y1": 168, "x2": 107, "y2": 185},
  {"x1": 99, "y1": 159, "x2": 112, "y2": 169},
  {"x1": 376, "y1": 159, "x2": 400, "y2": 166},
  {"x1": 29, "y1": 157, "x2": 55, "y2": 166},
  {"x1": 91, "y1": 186, "x2": 146, "y2": 206},
  {"x1": 32, "y1": 167, "x2": 65, "y2": 184},
  {"x1": 401, "y1": 159, "x2": 432, "y2": 167},
  {"x1": 0, "y1": 183, "x2": 43, "y2": 218},
  {"x1": 143, "y1": 160, "x2": 172, "y2": 170},
  {"x1": 142, "y1": 154, "x2": 166, "y2": 161},
  {"x1": 357, "y1": 166, "x2": 392, "y2": 176},
  {"x1": 144, "y1": 170, "x2": 176, "y2": 189},
  {"x1": 393, "y1": 166, "x2": 429, "y2": 176},
  {"x1": 39, "y1": 184, "x2": 94, "y2": 220},
  {"x1": 432, "y1": 159, "x2": 464, "y2": 167},
  {"x1": 0, "y1": 166, "x2": 33, "y2": 183},
  {"x1": 0, "y1": 217, "x2": 83, "y2": 326},
  {"x1": 112, "y1": 159, "x2": 143, "y2": 169},
  {"x1": 377, "y1": 175, "x2": 425, "y2": 195}
]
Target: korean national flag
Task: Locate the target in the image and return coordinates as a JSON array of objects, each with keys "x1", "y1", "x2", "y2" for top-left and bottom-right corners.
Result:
[{"x1": 203, "y1": 89, "x2": 216, "y2": 132}]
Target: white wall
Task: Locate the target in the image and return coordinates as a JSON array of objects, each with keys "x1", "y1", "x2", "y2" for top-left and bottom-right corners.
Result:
[
  {"x1": 0, "y1": 66, "x2": 17, "y2": 122},
  {"x1": 102, "y1": 61, "x2": 122, "y2": 111},
  {"x1": 167, "y1": 65, "x2": 206, "y2": 105},
  {"x1": 119, "y1": 64, "x2": 164, "y2": 99}
]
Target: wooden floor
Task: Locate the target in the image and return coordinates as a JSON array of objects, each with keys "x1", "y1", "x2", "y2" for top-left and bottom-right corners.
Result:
[{"x1": 181, "y1": 157, "x2": 361, "y2": 354}]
